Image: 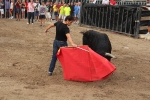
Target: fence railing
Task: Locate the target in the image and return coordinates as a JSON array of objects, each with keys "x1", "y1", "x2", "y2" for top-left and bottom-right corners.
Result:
[{"x1": 80, "y1": 3, "x2": 148, "y2": 38}]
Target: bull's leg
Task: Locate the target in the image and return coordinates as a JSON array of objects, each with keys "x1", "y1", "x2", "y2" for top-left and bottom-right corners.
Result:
[{"x1": 105, "y1": 53, "x2": 116, "y2": 59}]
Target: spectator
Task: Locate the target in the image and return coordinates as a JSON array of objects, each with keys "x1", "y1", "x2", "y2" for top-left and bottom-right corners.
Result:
[
  {"x1": 58, "y1": 3, "x2": 65, "y2": 21},
  {"x1": 46, "y1": 1, "x2": 52, "y2": 22},
  {"x1": 90, "y1": 0, "x2": 97, "y2": 4},
  {"x1": 9, "y1": 0, "x2": 14, "y2": 19},
  {"x1": 56, "y1": 1, "x2": 62, "y2": 15},
  {"x1": 27, "y1": 0, "x2": 36, "y2": 24},
  {"x1": 15, "y1": 0, "x2": 21, "y2": 21},
  {"x1": 21, "y1": 0, "x2": 26, "y2": 19},
  {"x1": 0, "y1": 0, "x2": 4, "y2": 18},
  {"x1": 5, "y1": 0, "x2": 10, "y2": 18},
  {"x1": 110, "y1": 0, "x2": 117, "y2": 5},
  {"x1": 143, "y1": 1, "x2": 150, "y2": 35},
  {"x1": 64, "y1": 4, "x2": 71, "y2": 20},
  {"x1": 34, "y1": 0, "x2": 40, "y2": 21},
  {"x1": 102, "y1": 0, "x2": 110, "y2": 5},
  {"x1": 74, "y1": 2, "x2": 80, "y2": 24},
  {"x1": 70, "y1": 2, "x2": 74, "y2": 17},
  {"x1": 49, "y1": 2, "x2": 53, "y2": 20},
  {"x1": 39, "y1": 1, "x2": 46, "y2": 26},
  {"x1": 25, "y1": 0, "x2": 28, "y2": 19},
  {"x1": 53, "y1": 2, "x2": 58, "y2": 21}
]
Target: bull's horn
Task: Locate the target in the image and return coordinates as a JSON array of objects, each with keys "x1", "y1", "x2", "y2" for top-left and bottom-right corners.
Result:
[{"x1": 105, "y1": 53, "x2": 117, "y2": 59}]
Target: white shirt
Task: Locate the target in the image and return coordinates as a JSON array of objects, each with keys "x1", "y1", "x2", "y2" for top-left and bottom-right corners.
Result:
[{"x1": 102, "y1": 0, "x2": 109, "y2": 5}]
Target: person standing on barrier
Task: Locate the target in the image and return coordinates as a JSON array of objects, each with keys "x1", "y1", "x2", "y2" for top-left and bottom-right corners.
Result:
[{"x1": 44, "y1": 15, "x2": 77, "y2": 76}]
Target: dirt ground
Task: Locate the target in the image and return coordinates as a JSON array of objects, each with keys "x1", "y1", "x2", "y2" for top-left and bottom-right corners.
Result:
[{"x1": 0, "y1": 19, "x2": 150, "y2": 100}]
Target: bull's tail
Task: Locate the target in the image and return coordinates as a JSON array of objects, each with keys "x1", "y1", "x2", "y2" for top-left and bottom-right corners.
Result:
[{"x1": 105, "y1": 53, "x2": 117, "y2": 59}]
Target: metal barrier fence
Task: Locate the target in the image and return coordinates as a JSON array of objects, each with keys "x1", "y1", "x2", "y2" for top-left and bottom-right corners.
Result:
[
  {"x1": 64, "y1": 0, "x2": 147, "y2": 5},
  {"x1": 80, "y1": 3, "x2": 143, "y2": 38}
]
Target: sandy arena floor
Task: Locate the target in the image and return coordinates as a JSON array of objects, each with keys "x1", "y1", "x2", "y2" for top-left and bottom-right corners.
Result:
[{"x1": 0, "y1": 19, "x2": 150, "y2": 100}]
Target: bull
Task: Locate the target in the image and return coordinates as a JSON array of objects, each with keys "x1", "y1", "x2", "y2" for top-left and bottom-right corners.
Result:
[{"x1": 81, "y1": 30, "x2": 116, "y2": 61}]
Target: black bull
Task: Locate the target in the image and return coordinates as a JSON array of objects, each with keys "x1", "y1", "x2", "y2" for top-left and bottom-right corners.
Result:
[{"x1": 81, "y1": 30, "x2": 116, "y2": 61}]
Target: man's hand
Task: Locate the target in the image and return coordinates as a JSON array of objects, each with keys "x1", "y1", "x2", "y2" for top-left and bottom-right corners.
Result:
[
  {"x1": 44, "y1": 29, "x2": 49, "y2": 35},
  {"x1": 71, "y1": 43, "x2": 77, "y2": 47}
]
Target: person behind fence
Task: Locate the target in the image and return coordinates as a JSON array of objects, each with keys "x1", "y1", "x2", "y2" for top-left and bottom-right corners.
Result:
[
  {"x1": 70, "y1": 2, "x2": 74, "y2": 17},
  {"x1": 9, "y1": 0, "x2": 14, "y2": 19},
  {"x1": 56, "y1": 1, "x2": 62, "y2": 15},
  {"x1": 102, "y1": 0, "x2": 110, "y2": 5},
  {"x1": 34, "y1": 0, "x2": 40, "y2": 22},
  {"x1": 89, "y1": 0, "x2": 97, "y2": 4},
  {"x1": 44, "y1": 15, "x2": 77, "y2": 76},
  {"x1": 27, "y1": 0, "x2": 36, "y2": 24},
  {"x1": 58, "y1": 3, "x2": 65, "y2": 21},
  {"x1": 15, "y1": 0, "x2": 21, "y2": 21},
  {"x1": 5, "y1": 0, "x2": 10, "y2": 18},
  {"x1": 74, "y1": 2, "x2": 80, "y2": 24},
  {"x1": 0, "y1": 0, "x2": 4, "y2": 18},
  {"x1": 110, "y1": 0, "x2": 117, "y2": 5},
  {"x1": 46, "y1": 1, "x2": 52, "y2": 22},
  {"x1": 25, "y1": 0, "x2": 28, "y2": 19},
  {"x1": 64, "y1": 4, "x2": 71, "y2": 21},
  {"x1": 39, "y1": 1, "x2": 46, "y2": 26},
  {"x1": 53, "y1": 2, "x2": 58, "y2": 22},
  {"x1": 143, "y1": 1, "x2": 150, "y2": 35},
  {"x1": 21, "y1": 0, "x2": 26, "y2": 19}
]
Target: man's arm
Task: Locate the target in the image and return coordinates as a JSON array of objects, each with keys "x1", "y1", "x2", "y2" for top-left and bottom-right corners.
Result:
[
  {"x1": 66, "y1": 33, "x2": 77, "y2": 47},
  {"x1": 44, "y1": 24, "x2": 55, "y2": 34}
]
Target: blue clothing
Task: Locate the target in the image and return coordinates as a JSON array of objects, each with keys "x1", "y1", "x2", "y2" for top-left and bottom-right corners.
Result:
[
  {"x1": 49, "y1": 40, "x2": 68, "y2": 72},
  {"x1": 74, "y1": 5, "x2": 79, "y2": 15},
  {"x1": 0, "y1": 2, "x2": 4, "y2": 9},
  {"x1": 5, "y1": 1, "x2": 10, "y2": 9}
]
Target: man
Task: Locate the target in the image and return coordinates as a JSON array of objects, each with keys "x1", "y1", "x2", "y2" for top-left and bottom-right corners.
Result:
[
  {"x1": 0, "y1": 0, "x2": 4, "y2": 18},
  {"x1": 44, "y1": 15, "x2": 77, "y2": 76}
]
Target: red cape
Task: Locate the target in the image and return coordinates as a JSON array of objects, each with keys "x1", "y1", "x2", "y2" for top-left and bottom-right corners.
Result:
[{"x1": 57, "y1": 45, "x2": 116, "y2": 82}]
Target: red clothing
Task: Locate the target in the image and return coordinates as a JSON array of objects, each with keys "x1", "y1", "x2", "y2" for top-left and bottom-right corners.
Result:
[
  {"x1": 56, "y1": 4, "x2": 62, "y2": 9},
  {"x1": 16, "y1": 1, "x2": 21, "y2": 9},
  {"x1": 25, "y1": 2, "x2": 28, "y2": 10},
  {"x1": 110, "y1": 0, "x2": 116, "y2": 5}
]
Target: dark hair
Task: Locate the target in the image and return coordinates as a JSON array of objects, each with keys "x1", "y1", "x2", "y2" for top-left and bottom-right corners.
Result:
[{"x1": 64, "y1": 16, "x2": 74, "y2": 21}]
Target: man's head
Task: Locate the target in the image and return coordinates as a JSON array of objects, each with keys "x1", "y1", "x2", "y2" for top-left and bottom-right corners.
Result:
[
  {"x1": 64, "y1": 16, "x2": 74, "y2": 26},
  {"x1": 42, "y1": 1, "x2": 45, "y2": 5}
]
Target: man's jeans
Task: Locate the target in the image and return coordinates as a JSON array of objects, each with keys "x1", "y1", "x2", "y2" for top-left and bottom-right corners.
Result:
[{"x1": 49, "y1": 40, "x2": 68, "y2": 73}]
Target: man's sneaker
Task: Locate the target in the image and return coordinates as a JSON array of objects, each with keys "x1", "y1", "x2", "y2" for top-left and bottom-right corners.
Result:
[
  {"x1": 32, "y1": 23, "x2": 34, "y2": 25},
  {"x1": 48, "y1": 72, "x2": 52, "y2": 76},
  {"x1": 27, "y1": 22, "x2": 29, "y2": 24}
]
